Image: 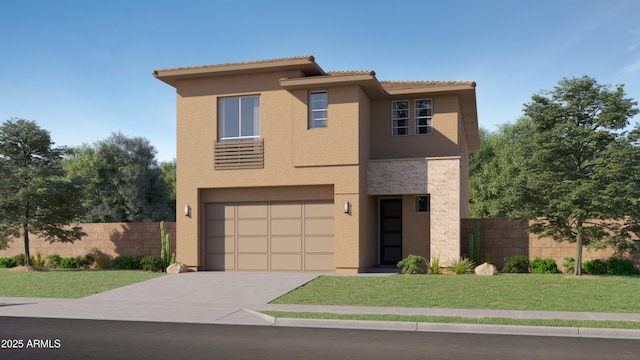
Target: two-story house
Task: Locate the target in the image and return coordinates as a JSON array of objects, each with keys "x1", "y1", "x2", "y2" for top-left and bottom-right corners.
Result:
[{"x1": 153, "y1": 56, "x2": 479, "y2": 274}]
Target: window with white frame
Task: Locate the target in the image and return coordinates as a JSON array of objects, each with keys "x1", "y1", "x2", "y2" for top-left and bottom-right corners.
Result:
[
  {"x1": 415, "y1": 195, "x2": 430, "y2": 213},
  {"x1": 415, "y1": 99, "x2": 433, "y2": 135},
  {"x1": 218, "y1": 95, "x2": 260, "y2": 142},
  {"x1": 392, "y1": 100, "x2": 409, "y2": 136},
  {"x1": 309, "y1": 91, "x2": 328, "y2": 128}
]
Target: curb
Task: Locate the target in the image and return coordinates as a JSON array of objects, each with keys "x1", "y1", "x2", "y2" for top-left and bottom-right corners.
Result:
[{"x1": 269, "y1": 317, "x2": 640, "y2": 339}]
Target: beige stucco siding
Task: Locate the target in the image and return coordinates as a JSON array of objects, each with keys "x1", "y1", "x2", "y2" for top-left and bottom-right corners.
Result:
[{"x1": 370, "y1": 94, "x2": 461, "y2": 159}]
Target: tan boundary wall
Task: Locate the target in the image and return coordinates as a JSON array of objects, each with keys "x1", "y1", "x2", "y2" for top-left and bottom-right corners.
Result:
[
  {"x1": 462, "y1": 218, "x2": 640, "y2": 271},
  {"x1": 0, "y1": 222, "x2": 176, "y2": 259}
]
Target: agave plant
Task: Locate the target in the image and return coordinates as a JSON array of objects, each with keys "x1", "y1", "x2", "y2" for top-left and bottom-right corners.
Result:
[
  {"x1": 425, "y1": 256, "x2": 442, "y2": 275},
  {"x1": 451, "y1": 257, "x2": 475, "y2": 275}
]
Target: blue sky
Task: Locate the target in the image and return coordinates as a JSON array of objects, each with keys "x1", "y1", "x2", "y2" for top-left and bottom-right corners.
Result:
[{"x1": 1, "y1": 0, "x2": 639, "y2": 162}]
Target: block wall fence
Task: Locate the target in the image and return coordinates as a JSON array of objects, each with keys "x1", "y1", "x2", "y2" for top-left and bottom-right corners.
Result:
[
  {"x1": 461, "y1": 218, "x2": 640, "y2": 271},
  {"x1": 0, "y1": 222, "x2": 176, "y2": 259}
]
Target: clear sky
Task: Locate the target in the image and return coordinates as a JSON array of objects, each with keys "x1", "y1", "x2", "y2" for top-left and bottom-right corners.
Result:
[{"x1": 1, "y1": 0, "x2": 639, "y2": 162}]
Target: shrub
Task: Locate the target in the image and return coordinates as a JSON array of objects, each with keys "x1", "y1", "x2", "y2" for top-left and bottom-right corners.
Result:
[
  {"x1": 140, "y1": 256, "x2": 165, "y2": 272},
  {"x1": 482, "y1": 252, "x2": 495, "y2": 265},
  {"x1": 13, "y1": 254, "x2": 26, "y2": 266},
  {"x1": 562, "y1": 257, "x2": 576, "y2": 274},
  {"x1": 0, "y1": 257, "x2": 17, "y2": 268},
  {"x1": 450, "y1": 257, "x2": 475, "y2": 275},
  {"x1": 426, "y1": 256, "x2": 442, "y2": 275},
  {"x1": 30, "y1": 252, "x2": 47, "y2": 267},
  {"x1": 59, "y1": 257, "x2": 80, "y2": 269},
  {"x1": 89, "y1": 249, "x2": 111, "y2": 270},
  {"x1": 583, "y1": 259, "x2": 607, "y2": 275},
  {"x1": 530, "y1": 257, "x2": 559, "y2": 274},
  {"x1": 46, "y1": 254, "x2": 62, "y2": 268},
  {"x1": 78, "y1": 253, "x2": 95, "y2": 268},
  {"x1": 397, "y1": 254, "x2": 426, "y2": 274},
  {"x1": 606, "y1": 258, "x2": 636, "y2": 275},
  {"x1": 502, "y1": 255, "x2": 530, "y2": 273},
  {"x1": 112, "y1": 255, "x2": 144, "y2": 270}
]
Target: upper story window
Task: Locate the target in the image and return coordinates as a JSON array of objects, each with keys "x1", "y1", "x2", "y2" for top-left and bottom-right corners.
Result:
[
  {"x1": 392, "y1": 100, "x2": 409, "y2": 136},
  {"x1": 309, "y1": 91, "x2": 328, "y2": 128},
  {"x1": 415, "y1": 99, "x2": 433, "y2": 135},
  {"x1": 219, "y1": 95, "x2": 260, "y2": 142}
]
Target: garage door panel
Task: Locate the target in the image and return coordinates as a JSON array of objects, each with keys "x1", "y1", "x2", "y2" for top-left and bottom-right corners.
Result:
[
  {"x1": 271, "y1": 219, "x2": 302, "y2": 236},
  {"x1": 207, "y1": 254, "x2": 235, "y2": 271},
  {"x1": 237, "y1": 219, "x2": 268, "y2": 236},
  {"x1": 207, "y1": 236, "x2": 235, "y2": 253},
  {"x1": 271, "y1": 203, "x2": 302, "y2": 218},
  {"x1": 238, "y1": 237, "x2": 268, "y2": 253},
  {"x1": 305, "y1": 219, "x2": 334, "y2": 236},
  {"x1": 305, "y1": 236, "x2": 334, "y2": 253},
  {"x1": 207, "y1": 204, "x2": 234, "y2": 220},
  {"x1": 271, "y1": 254, "x2": 302, "y2": 271},
  {"x1": 305, "y1": 254, "x2": 334, "y2": 271},
  {"x1": 305, "y1": 202, "x2": 333, "y2": 217},
  {"x1": 237, "y1": 204, "x2": 268, "y2": 218},
  {"x1": 271, "y1": 236, "x2": 302, "y2": 252},
  {"x1": 238, "y1": 254, "x2": 268, "y2": 271},
  {"x1": 207, "y1": 219, "x2": 234, "y2": 237}
]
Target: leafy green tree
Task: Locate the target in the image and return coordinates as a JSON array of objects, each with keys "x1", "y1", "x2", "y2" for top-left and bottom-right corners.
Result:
[
  {"x1": 160, "y1": 159, "x2": 176, "y2": 216},
  {"x1": 517, "y1": 76, "x2": 640, "y2": 275},
  {"x1": 469, "y1": 117, "x2": 534, "y2": 217},
  {"x1": 64, "y1": 132, "x2": 174, "y2": 222},
  {"x1": 0, "y1": 119, "x2": 86, "y2": 265}
]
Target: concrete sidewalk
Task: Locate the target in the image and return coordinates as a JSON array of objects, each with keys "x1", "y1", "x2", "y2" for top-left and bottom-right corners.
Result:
[{"x1": 1, "y1": 272, "x2": 639, "y2": 340}]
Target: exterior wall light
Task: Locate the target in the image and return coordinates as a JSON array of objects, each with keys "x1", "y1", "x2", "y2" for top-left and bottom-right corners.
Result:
[
  {"x1": 184, "y1": 204, "x2": 190, "y2": 217},
  {"x1": 343, "y1": 201, "x2": 350, "y2": 214}
]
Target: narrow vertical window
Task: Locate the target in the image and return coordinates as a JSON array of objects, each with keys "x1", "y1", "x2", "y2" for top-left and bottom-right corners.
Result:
[
  {"x1": 415, "y1": 195, "x2": 430, "y2": 213},
  {"x1": 309, "y1": 91, "x2": 328, "y2": 128},
  {"x1": 392, "y1": 100, "x2": 409, "y2": 136},
  {"x1": 415, "y1": 99, "x2": 433, "y2": 135}
]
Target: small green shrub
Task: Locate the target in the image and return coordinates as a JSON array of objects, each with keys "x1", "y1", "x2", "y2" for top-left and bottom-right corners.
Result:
[
  {"x1": 140, "y1": 256, "x2": 165, "y2": 272},
  {"x1": 59, "y1": 257, "x2": 80, "y2": 269},
  {"x1": 502, "y1": 255, "x2": 530, "y2": 273},
  {"x1": 530, "y1": 257, "x2": 559, "y2": 274},
  {"x1": 30, "y1": 252, "x2": 47, "y2": 267},
  {"x1": 451, "y1": 257, "x2": 475, "y2": 275},
  {"x1": 79, "y1": 253, "x2": 95, "y2": 268},
  {"x1": 482, "y1": 252, "x2": 495, "y2": 265},
  {"x1": 46, "y1": 254, "x2": 62, "y2": 268},
  {"x1": 92, "y1": 250, "x2": 111, "y2": 270},
  {"x1": 112, "y1": 255, "x2": 144, "y2": 270},
  {"x1": 583, "y1": 259, "x2": 607, "y2": 275},
  {"x1": 562, "y1": 257, "x2": 576, "y2": 274},
  {"x1": 397, "y1": 254, "x2": 426, "y2": 274},
  {"x1": 426, "y1": 256, "x2": 442, "y2": 275},
  {"x1": 606, "y1": 258, "x2": 636, "y2": 275},
  {"x1": 0, "y1": 257, "x2": 17, "y2": 268},
  {"x1": 13, "y1": 254, "x2": 26, "y2": 266}
]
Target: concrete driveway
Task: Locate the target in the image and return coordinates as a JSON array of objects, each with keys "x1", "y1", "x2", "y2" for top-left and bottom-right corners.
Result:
[{"x1": 0, "y1": 272, "x2": 323, "y2": 325}]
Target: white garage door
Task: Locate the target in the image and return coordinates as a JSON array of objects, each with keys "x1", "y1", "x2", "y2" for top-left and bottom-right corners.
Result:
[{"x1": 205, "y1": 201, "x2": 334, "y2": 271}]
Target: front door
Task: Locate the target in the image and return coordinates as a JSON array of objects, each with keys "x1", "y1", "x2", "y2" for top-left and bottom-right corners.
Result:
[{"x1": 380, "y1": 199, "x2": 402, "y2": 265}]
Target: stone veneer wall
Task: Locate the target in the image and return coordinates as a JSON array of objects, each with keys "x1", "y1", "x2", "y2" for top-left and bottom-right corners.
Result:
[
  {"x1": 461, "y1": 218, "x2": 639, "y2": 271},
  {"x1": 428, "y1": 158, "x2": 460, "y2": 265},
  {"x1": 0, "y1": 222, "x2": 176, "y2": 259}
]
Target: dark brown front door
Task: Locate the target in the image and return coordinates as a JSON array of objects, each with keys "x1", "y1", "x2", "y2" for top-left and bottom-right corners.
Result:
[{"x1": 380, "y1": 199, "x2": 402, "y2": 265}]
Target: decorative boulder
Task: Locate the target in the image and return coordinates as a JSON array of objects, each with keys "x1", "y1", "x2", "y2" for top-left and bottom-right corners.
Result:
[
  {"x1": 474, "y1": 262, "x2": 498, "y2": 276},
  {"x1": 166, "y1": 262, "x2": 189, "y2": 274}
]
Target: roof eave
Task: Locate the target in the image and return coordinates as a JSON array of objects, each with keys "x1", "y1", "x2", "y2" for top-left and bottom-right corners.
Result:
[
  {"x1": 153, "y1": 57, "x2": 325, "y2": 88},
  {"x1": 280, "y1": 74, "x2": 387, "y2": 98}
]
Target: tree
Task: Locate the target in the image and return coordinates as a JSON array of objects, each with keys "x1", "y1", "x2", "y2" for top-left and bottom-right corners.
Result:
[
  {"x1": 0, "y1": 119, "x2": 86, "y2": 265},
  {"x1": 64, "y1": 132, "x2": 174, "y2": 222},
  {"x1": 469, "y1": 117, "x2": 534, "y2": 218},
  {"x1": 160, "y1": 159, "x2": 176, "y2": 216},
  {"x1": 517, "y1": 76, "x2": 640, "y2": 275}
]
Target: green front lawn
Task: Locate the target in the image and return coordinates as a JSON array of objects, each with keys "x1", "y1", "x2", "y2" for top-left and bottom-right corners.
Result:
[
  {"x1": 271, "y1": 274, "x2": 640, "y2": 313},
  {"x1": 0, "y1": 268, "x2": 164, "y2": 298}
]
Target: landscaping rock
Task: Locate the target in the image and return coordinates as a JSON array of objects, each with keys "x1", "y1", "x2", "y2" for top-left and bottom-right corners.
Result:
[
  {"x1": 166, "y1": 262, "x2": 189, "y2": 274},
  {"x1": 474, "y1": 262, "x2": 498, "y2": 276}
]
